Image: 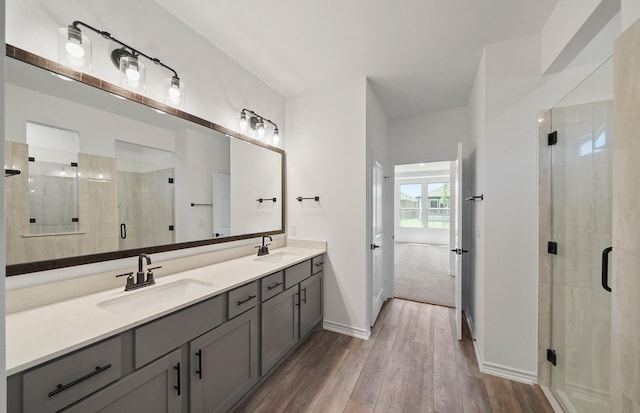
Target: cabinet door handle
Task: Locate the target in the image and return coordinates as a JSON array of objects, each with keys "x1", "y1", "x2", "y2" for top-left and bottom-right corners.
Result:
[
  {"x1": 295, "y1": 292, "x2": 300, "y2": 307},
  {"x1": 174, "y1": 362, "x2": 181, "y2": 396},
  {"x1": 120, "y1": 223, "x2": 127, "y2": 239},
  {"x1": 48, "y1": 364, "x2": 112, "y2": 397},
  {"x1": 302, "y1": 287, "x2": 307, "y2": 304},
  {"x1": 237, "y1": 295, "x2": 257, "y2": 306},
  {"x1": 195, "y1": 350, "x2": 202, "y2": 380},
  {"x1": 267, "y1": 282, "x2": 283, "y2": 290}
]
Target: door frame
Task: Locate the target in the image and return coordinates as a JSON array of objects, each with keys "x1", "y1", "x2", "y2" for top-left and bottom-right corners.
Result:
[{"x1": 388, "y1": 155, "x2": 464, "y2": 341}]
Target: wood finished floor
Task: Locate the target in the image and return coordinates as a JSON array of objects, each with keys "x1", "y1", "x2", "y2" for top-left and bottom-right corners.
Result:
[{"x1": 235, "y1": 299, "x2": 554, "y2": 413}]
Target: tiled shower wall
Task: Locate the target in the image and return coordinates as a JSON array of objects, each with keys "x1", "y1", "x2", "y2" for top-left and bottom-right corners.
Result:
[
  {"x1": 5, "y1": 142, "x2": 118, "y2": 264},
  {"x1": 611, "y1": 17, "x2": 640, "y2": 413}
]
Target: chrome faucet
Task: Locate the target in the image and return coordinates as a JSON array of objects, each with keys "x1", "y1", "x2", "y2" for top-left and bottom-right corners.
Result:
[
  {"x1": 256, "y1": 235, "x2": 272, "y2": 256},
  {"x1": 137, "y1": 253, "x2": 152, "y2": 285},
  {"x1": 116, "y1": 253, "x2": 161, "y2": 291}
]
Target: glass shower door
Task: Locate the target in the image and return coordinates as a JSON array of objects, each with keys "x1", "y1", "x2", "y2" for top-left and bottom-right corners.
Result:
[{"x1": 549, "y1": 58, "x2": 613, "y2": 413}]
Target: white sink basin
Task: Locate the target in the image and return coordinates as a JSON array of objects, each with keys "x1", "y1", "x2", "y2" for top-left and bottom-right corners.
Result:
[
  {"x1": 98, "y1": 279, "x2": 213, "y2": 313},
  {"x1": 254, "y1": 252, "x2": 302, "y2": 264}
]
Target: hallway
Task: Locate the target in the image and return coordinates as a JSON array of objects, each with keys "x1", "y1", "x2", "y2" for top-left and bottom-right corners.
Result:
[
  {"x1": 236, "y1": 299, "x2": 553, "y2": 412},
  {"x1": 394, "y1": 243, "x2": 454, "y2": 307}
]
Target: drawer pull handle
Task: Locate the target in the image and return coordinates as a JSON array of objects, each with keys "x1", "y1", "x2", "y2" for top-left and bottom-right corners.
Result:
[
  {"x1": 174, "y1": 363, "x2": 181, "y2": 396},
  {"x1": 237, "y1": 295, "x2": 257, "y2": 306},
  {"x1": 195, "y1": 350, "x2": 203, "y2": 380},
  {"x1": 267, "y1": 282, "x2": 283, "y2": 290},
  {"x1": 302, "y1": 287, "x2": 308, "y2": 304},
  {"x1": 314, "y1": 262, "x2": 323, "y2": 267},
  {"x1": 48, "y1": 364, "x2": 112, "y2": 398}
]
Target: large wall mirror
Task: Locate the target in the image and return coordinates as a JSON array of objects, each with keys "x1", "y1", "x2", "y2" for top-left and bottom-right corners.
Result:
[{"x1": 5, "y1": 46, "x2": 284, "y2": 276}]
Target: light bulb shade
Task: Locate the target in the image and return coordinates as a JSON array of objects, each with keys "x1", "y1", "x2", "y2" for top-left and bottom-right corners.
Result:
[
  {"x1": 57, "y1": 26, "x2": 92, "y2": 70},
  {"x1": 239, "y1": 112, "x2": 248, "y2": 132},
  {"x1": 119, "y1": 56, "x2": 146, "y2": 91},
  {"x1": 256, "y1": 121, "x2": 266, "y2": 139},
  {"x1": 272, "y1": 128, "x2": 280, "y2": 145},
  {"x1": 164, "y1": 76, "x2": 185, "y2": 107}
]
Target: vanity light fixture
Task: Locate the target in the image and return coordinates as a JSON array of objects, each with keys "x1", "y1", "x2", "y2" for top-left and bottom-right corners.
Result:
[
  {"x1": 57, "y1": 25, "x2": 92, "y2": 70},
  {"x1": 239, "y1": 109, "x2": 280, "y2": 144},
  {"x1": 58, "y1": 20, "x2": 185, "y2": 106}
]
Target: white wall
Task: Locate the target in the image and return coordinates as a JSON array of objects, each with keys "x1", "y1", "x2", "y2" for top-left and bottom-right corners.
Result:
[
  {"x1": 286, "y1": 78, "x2": 369, "y2": 337},
  {"x1": 541, "y1": 0, "x2": 619, "y2": 73},
  {"x1": 5, "y1": 0, "x2": 284, "y2": 145},
  {"x1": 468, "y1": 25, "x2": 616, "y2": 380},
  {"x1": 388, "y1": 107, "x2": 471, "y2": 165}
]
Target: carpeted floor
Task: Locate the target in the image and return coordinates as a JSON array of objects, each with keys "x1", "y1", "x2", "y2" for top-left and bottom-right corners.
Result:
[{"x1": 394, "y1": 242, "x2": 455, "y2": 307}]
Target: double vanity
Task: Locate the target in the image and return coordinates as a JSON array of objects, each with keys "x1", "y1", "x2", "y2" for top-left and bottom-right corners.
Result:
[{"x1": 6, "y1": 243, "x2": 326, "y2": 413}]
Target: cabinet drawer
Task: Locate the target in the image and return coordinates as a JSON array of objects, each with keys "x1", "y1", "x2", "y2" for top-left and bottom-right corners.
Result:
[
  {"x1": 135, "y1": 294, "x2": 225, "y2": 369},
  {"x1": 284, "y1": 260, "x2": 311, "y2": 289},
  {"x1": 261, "y1": 271, "x2": 284, "y2": 302},
  {"x1": 312, "y1": 255, "x2": 324, "y2": 274},
  {"x1": 23, "y1": 336, "x2": 122, "y2": 413},
  {"x1": 228, "y1": 281, "x2": 258, "y2": 319}
]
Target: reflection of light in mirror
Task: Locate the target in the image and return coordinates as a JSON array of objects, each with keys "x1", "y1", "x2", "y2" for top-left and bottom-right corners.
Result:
[
  {"x1": 538, "y1": 117, "x2": 544, "y2": 123},
  {"x1": 580, "y1": 141, "x2": 592, "y2": 156},
  {"x1": 98, "y1": 174, "x2": 104, "y2": 179},
  {"x1": 30, "y1": 190, "x2": 35, "y2": 193},
  {"x1": 595, "y1": 131, "x2": 606, "y2": 148},
  {"x1": 50, "y1": 72, "x2": 74, "y2": 82}
]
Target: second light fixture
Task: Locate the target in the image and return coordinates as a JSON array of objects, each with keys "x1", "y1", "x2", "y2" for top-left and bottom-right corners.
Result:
[{"x1": 239, "y1": 109, "x2": 279, "y2": 144}]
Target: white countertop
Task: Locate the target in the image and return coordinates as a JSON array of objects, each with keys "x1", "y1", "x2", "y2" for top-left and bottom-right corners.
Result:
[{"x1": 5, "y1": 245, "x2": 325, "y2": 375}]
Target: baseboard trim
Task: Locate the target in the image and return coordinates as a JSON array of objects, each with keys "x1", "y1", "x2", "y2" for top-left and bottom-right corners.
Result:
[
  {"x1": 540, "y1": 385, "x2": 568, "y2": 413},
  {"x1": 323, "y1": 320, "x2": 371, "y2": 340},
  {"x1": 464, "y1": 310, "x2": 476, "y2": 340},
  {"x1": 471, "y1": 338, "x2": 537, "y2": 384}
]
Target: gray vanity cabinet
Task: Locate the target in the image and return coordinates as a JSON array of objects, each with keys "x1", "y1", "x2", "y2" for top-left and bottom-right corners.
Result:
[
  {"x1": 190, "y1": 307, "x2": 259, "y2": 413},
  {"x1": 261, "y1": 256, "x2": 324, "y2": 375},
  {"x1": 261, "y1": 285, "x2": 300, "y2": 374},
  {"x1": 300, "y1": 271, "x2": 323, "y2": 338},
  {"x1": 61, "y1": 348, "x2": 183, "y2": 413}
]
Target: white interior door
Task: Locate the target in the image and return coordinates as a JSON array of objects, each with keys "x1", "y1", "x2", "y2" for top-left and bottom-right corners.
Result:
[
  {"x1": 452, "y1": 143, "x2": 463, "y2": 340},
  {"x1": 371, "y1": 159, "x2": 385, "y2": 326}
]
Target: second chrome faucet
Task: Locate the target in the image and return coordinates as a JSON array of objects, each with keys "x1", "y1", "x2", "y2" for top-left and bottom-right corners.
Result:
[{"x1": 256, "y1": 236, "x2": 272, "y2": 256}]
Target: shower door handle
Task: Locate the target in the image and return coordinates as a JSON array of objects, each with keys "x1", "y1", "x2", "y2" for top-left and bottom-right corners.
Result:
[
  {"x1": 120, "y1": 223, "x2": 127, "y2": 239},
  {"x1": 601, "y1": 246, "x2": 613, "y2": 292}
]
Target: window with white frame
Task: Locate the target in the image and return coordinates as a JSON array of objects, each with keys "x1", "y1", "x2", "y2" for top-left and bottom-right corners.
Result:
[{"x1": 398, "y1": 181, "x2": 450, "y2": 229}]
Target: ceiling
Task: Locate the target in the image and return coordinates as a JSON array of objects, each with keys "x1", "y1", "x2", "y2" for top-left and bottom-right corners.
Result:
[{"x1": 154, "y1": 0, "x2": 557, "y2": 118}]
